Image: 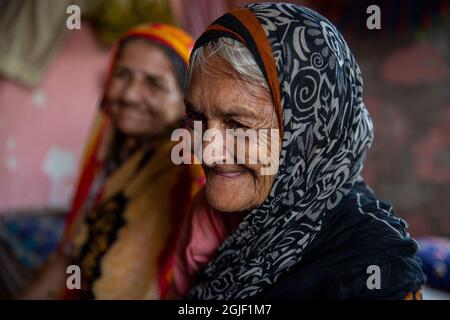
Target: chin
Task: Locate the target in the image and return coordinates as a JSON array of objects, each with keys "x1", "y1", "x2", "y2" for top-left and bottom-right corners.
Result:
[
  {"x1": 116, "y1": 122, "x2": 150, "y2": 137},
  {"x1": 204, "y1": 172, "x2": 254, "y2": 213},
  {"x1": 205, "y1": 190, "x2": 247, "y2": 213},
  {"x1": 204, "y1": 167, "x2": 254, "y2": 212}
]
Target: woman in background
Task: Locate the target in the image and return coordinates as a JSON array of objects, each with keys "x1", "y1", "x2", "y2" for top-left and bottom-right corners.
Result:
[{"x1": 21, "y1": 23, "x2": 203, "y2": 299}]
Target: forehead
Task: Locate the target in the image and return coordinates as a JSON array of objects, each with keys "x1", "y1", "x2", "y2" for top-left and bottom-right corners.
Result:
[
  {"x1": 116, "y1": 39, "x2": 174, "y2": 75},
  {"x1": 185, "y1": 54, "x2": 273, "y2": 117}
]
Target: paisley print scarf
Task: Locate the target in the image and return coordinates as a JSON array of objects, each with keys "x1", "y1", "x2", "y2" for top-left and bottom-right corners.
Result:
[{"x1": 188, "y1": 3, "x2": 423, "y2": 300}]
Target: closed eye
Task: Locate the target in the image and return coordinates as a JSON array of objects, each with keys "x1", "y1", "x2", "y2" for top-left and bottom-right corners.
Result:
[
  {"x1": 226, "y1": 118, "x2": 250, "y2": 129},
  {"x1": 185, "y1": 105, "x2": 206, "y2": 128},
  {"x1": 112, "y1": 66, "x2": 131, "y2": 80}
]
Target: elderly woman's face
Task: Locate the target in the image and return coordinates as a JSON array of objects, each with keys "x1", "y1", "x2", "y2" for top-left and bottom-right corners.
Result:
[
  {"x1": 107, "y1": 39, "x2": 183, "y2": 137},
  {"x1": 185, "y1": 54, "x2": 280, "y2": 213}
]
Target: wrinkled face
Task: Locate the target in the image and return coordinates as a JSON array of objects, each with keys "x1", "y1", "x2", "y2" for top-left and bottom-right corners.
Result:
[
  {"x1": 185, "y1": 54, "x2": 280, "y2": 213},
  {"x1": 107, "y1": 39, "x2": 183, "y2": 137}
]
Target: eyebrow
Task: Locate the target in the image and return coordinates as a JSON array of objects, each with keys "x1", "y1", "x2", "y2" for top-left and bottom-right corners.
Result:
[
  {"x1": 184, "y1": 97, "x2": 262, "y2": 120},
  {"x1": 115, "y1": 65, "x2": 168, "y2": 84}
]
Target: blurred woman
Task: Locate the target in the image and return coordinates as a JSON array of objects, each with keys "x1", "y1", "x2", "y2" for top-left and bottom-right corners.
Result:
[
  {"x1": 21, "y1": 23, "x2": 203, "y2": 299},
  {"x1": 173, "y1": 3, "x2": 425, "y2": 299}
]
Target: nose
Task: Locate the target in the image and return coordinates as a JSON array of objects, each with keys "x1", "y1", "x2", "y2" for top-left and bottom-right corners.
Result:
[
  {"x1": 202, "y1": 121, "x2": 233, "y2": 166},
  {"x1": 121, "y1": 78, "x2": 142, "y2": 104}
]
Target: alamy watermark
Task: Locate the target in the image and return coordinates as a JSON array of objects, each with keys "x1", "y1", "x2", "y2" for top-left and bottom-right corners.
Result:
[
  {"x1": 366, "y1": 5, "x2": 381, "y2": 30},
  {"x1": 366, "y1": 264, "x2": 381, "y2": 290},
  {"x1": 66, "y1": 5, "x2": 81, "y2": 30},
  {"x1": 66, "y1": 265, "x2": 81, "y2": 290}
]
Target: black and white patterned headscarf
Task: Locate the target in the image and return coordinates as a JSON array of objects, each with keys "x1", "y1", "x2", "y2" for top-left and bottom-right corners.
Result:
[{"x1": 189, "y1": 3, "x2": 375, "y2": 299}]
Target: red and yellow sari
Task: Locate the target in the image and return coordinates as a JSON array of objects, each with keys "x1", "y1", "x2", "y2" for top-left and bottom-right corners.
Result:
[{"x1": 60, "y1": 23, "x2": 203, "y2": 299}]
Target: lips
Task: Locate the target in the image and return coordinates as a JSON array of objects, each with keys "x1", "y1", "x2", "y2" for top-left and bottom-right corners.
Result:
[
  {"x1": 216, "y1": 171, "x2": 243, "y2": 178},
  {"x1": 208, "y1": 167, "x2": 245, "y2": 179},
  {"x1": 120, "y1": 106, "x2": 144, "y2": 116}
]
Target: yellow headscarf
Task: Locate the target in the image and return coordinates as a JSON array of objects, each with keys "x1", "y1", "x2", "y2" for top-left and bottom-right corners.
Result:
[{"x1": 64, "y1": 23, "x2": 194, "y2": 241}]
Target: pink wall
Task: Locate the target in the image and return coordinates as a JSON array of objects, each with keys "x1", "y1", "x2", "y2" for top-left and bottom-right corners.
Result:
[{"x1": 0, "y1": 23, "x2": 110, "y2": 212}]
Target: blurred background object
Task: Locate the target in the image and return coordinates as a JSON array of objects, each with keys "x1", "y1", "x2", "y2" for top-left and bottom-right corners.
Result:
[
  {"x1": 0, "y1": 0, "x2": 448, "y2": 298},
  {"x1": 417, "y1": 237, "x2": 450, "y2": 293},
  {"x1": 0, "y1": 0, "x2": 75, "y2": 86},
  {"x1": 87, "y1": 0, "x2": 175, "y2": 45}
]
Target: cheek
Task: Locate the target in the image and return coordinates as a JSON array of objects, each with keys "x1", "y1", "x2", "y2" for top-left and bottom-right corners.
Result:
[
  {"x1": 107, "y1": 79, "x2": 125, "y2": 101},
  {"x1": 146, "y1": 92, "x2": 181, "y2": 121},
  {"x1": 159, "y1": 101, "x2": 179, "y2": 122},
  {"x1": 243, "y1": 153, "x2": 276, "y2": 203},
  {"x1": 246, "y1": 131, "x2": 280, "y2": 179},
  {"x1": 253, "y1": 174, "x2": 275, "y2": 205}
]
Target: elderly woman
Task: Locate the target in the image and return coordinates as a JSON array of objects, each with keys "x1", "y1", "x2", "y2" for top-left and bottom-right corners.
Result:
[
  {"x1": 21, "y1": 23, "x2": 203, "y2": 299},
  {"x1": 173, "y1": 3, "x2": 425, "y2": 300}
]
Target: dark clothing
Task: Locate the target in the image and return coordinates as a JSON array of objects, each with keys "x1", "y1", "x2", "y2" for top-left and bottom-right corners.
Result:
[{"x1": 254, "y1": 182, "x2": 425, "y2": 300}]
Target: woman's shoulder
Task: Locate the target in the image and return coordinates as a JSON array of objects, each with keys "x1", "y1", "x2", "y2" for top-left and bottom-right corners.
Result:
[
  {"x1": 255, "y1": 182, "x2": 426, "y2": 300},
  {"x1": 321, "y1": 181, "x2": 413, "y2": 248}
]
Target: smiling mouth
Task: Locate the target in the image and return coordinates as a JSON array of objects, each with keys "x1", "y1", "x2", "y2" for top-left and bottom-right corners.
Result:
[
  {"x1": 118, "y1": 106, "x2": 150, "y2": 120},
  {"x1": 120, "y1": 104, "x2": 145, "y2": 112},
  {"x1": 208, "y1": 167, "x2": 246, "y2": 179}
]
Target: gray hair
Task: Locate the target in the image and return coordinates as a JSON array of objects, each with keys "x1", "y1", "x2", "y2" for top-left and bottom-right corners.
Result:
[{"x1": 186, "y1": 37, "x2": 268, "y2": 90}]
